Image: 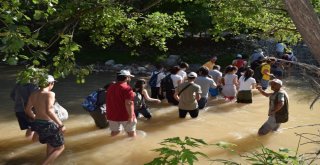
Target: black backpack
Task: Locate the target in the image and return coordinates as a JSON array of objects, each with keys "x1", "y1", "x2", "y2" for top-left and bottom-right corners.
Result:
[
  {"x1": 275, "y1": 92, "x2": 289, "y2": 123},
  {"x1": 161, "y1": 74, "x2": 174, "y2": 92},
  {"x1": 254, "y1": 63, "x2": 265, "y2": 82},
  {"x1": 148, "y1": 71, "x2": 160, "y2": 88}
]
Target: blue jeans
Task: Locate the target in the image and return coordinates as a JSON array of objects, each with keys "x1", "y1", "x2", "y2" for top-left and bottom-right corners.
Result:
[{"x1": 260, "y1": 79, "x2": 269, "y2": 90}]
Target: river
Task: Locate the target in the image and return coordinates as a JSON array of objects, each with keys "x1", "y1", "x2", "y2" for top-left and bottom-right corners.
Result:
[{"x1": 0, "y1": 65, "x2": 319, "y2": 165}]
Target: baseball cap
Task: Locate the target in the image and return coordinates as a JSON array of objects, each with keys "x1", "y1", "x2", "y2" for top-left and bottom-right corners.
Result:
[
  {"x1": 187, "y1": 72, "x2": 197, "y2": 78},
  {"x1": 118, "y1": 70, "x2": 135, "y2": 77},
  {"x1": 270, "y1": 79, "x2": 282, "y2": 86},
  {"x1": 47, "y1": 75, "x2": 57, "y2": 83}
]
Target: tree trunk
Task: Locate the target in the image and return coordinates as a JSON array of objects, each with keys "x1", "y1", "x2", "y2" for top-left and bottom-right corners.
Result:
[{"x1": 283, "y1": 0, "x2": 320, "y2": 63}]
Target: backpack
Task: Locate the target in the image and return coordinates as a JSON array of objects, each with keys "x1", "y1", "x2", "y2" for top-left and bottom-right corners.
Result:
[
  {"x1": 274, "y1": 91, "x2": 289, "y2": 123},
  {"x1": 254, "y1": 63, "x2": 265, "y2": 81},
  {"x1": 82, "y1": 89, "x2": 105, "y2": 112},
  {"x1": 134, "y1": 91, "x2": 144, "y2": 110},
  {"x1": 160, "y1": 74, "x2": 174, "y2": 92},
  {"x1": 148, "y1": 71, "x2": 160, "y2": 88},
  {"x1": 234, "y1": 59, "x2": 245, "y2": 68}
]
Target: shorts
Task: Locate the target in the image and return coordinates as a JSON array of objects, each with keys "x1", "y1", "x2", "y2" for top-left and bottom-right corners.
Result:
[
  {"x1": 236, "y1": 90, "x2": 252, "y2": 103},
  {"x1": 258, "y1": 116, "x2": 281, "y2": 135},
  {"x1": 31, "y1": 119, "x2": 64, "y2": 147},
  {"x1": 15, "y1": 112, "x2": 32, "y2": 130},
  {"x1": 109, "y1": 118, "x2": 137, "y2": 133},
  {"x1": 179, "y1": 108, "x2": 199, "y2": 118}
]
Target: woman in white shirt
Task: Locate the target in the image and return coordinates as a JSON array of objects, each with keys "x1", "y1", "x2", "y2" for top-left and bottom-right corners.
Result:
[{"x1": 236, "y1": 68, "x2": 256, "y2": 103}]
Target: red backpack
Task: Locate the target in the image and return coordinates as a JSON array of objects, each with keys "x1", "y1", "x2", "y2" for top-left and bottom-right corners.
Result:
[{"x1": 234, "y1": 59, "x2": 245, "y2": 68}]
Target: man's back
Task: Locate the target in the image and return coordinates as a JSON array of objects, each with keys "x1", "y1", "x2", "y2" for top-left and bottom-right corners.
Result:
[
  {"x1": 177, "y1": 82, "x2": 201, "y2": 110},
  {"x1": 106, "y1": 82, "x2": 134, "y2": 121},
  {"x1": 195, "y1": 76, "x2": 216, "y2": 97},
  {"x1": 28, "y1": 90, "x2": 55, "y2": 120}
]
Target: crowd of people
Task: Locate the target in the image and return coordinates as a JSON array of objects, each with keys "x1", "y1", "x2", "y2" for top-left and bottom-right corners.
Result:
[{"x1": 10, "y1": 45, "x2": 295, "y2": 164}]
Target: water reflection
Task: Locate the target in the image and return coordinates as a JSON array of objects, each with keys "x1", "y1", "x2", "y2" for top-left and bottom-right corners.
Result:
[{"x1": 0, "y1": 65, "x2": 320, "y2": 165}]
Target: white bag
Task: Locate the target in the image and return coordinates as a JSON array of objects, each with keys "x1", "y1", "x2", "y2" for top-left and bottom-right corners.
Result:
[{"x1": 54, "y1": 102, "x2": 69, "y2": 121}]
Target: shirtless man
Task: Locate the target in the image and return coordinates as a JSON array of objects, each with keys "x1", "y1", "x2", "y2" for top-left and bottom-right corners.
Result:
[{"x1": 25, "y1": 75, "x2": 65, "y2": 165}]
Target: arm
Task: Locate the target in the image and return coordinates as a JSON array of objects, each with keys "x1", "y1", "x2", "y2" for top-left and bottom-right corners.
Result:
[
  {"x1": 46, "y1": 92, "x2": 65, "y2": 131},
  {"x1": 209, "y1": 78, "x2": 217, "y2": 88},
  {"x1": 251, "y1": 83, "x2": 257, "y2": 89},
  {"x1": 262, "y1": 68, "x2": 274, "y2": 77},
  {"x1": 269, "y1": 101, "x2": 284, "y2": 116},
  {"x1": 142, "y1": 89, "x2": 161, "y2": 103},
  {"x1": 195, "y1": 93, "x2": 201, "y2": 101},
  {"x1": 233, "y1": 76, "x2": 239, "y2": 86},
  {"x1": 173, "y1": 89, "x2": 179, "y2": 102},
  {"x1": 125, "y1": 99, "x2": 135, "y2": 122},
  {"x1": 269, "y1": 94, "x2": 285, "y2": 116},
  {"x1": 256, "y1": 86, "x2": 273, "y2": 97}
]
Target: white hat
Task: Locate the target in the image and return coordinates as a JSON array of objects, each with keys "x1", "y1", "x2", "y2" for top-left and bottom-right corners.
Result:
[
  {"x1": 255, "y1": 48, "x2": 263, "y2": 53},
  {"x1": 271, "y1": 79, "x2": 282, "y2": 86},
  {"x1": 118, "y1": 70, "x2": 135, "y2": 77},
  {"x1": 47, "y1": 75, "x2": 56, "y2": 83},
  {"x1": 187, "y1": 72, "x2": 197, "y2": 78},
  {"x1": 236, "y1": 54, "x2": 242, "y2": 58}
]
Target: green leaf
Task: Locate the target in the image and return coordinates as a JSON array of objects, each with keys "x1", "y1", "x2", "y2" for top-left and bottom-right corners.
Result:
[
  {"x1": 33, "y1": 10, "x2": 43, "y2": 20},
  {"x1": 32, "y1": 0, "x2": 40, "y2": 4},
  {"x1": 18, "y1": 55, "x2": 29, "y2": 60}
]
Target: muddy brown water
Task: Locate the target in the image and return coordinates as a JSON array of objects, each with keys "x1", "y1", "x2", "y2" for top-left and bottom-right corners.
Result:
[{"x1": 0, "y1": 65, "x2": 319, "y2": 165}]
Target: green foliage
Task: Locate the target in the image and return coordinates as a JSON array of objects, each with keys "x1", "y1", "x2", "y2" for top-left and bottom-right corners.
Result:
[
  {"x1": 0, "y1": 0, "x2": 187, "y2": 83},
  {"x1": 145, "y1": 137, "x2": 208, "y2": 165},
  {"x1": 206, "y1": 0, "x2": 301, "y2": 43},
  {"x1": 240, "y1": 146, "x2": 304, "y2": 165},
  {"x1": 16, "y1": 66, "x2": 49, "y2": 88},
  {"x1": 148, "y1": 136, "x2": 314, "y2": 165},
  {"x1": 1, "y1": 0, "x2": 319, "y2": 83}
]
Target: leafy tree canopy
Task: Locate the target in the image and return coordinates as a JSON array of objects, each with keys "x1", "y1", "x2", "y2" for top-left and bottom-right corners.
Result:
[{"x1": 1, "y1": 0, "x2": 319, "y2": 85}]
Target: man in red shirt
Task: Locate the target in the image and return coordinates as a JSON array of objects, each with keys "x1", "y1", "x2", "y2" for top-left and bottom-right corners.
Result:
[{"x1": 106, "y1": 70, "x2": 136, "y2": 137}]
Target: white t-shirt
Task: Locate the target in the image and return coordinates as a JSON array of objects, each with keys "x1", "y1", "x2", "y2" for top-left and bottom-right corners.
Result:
[
  {"x1": 177, "y1": 69, "x2": 187, "y2": 80},
  {"x1": 171, "y1": 74, "x2": 183, "y2": 88},
  {"x1": 239, "y1": 76, "x2": 256, "y2": 91}
]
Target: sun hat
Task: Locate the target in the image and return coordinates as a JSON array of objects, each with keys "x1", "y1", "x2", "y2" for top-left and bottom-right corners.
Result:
[
  {"x1": 187, "y1": 72, "x2": 197, "y2": 78},
  {"x1": 118, "y1": 70, "x2": 135, "y2": 77},
  {"x1": 270, "y1": 79, "x2": 282, "y2": 86}
]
